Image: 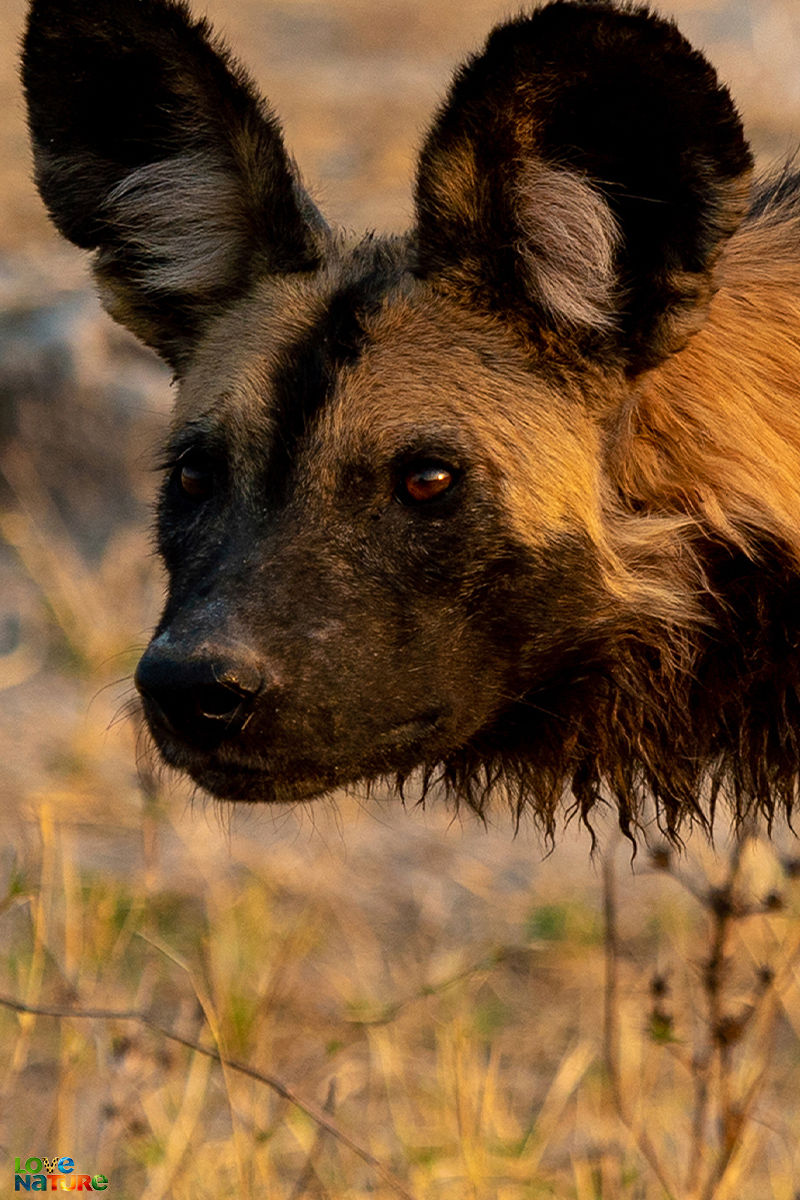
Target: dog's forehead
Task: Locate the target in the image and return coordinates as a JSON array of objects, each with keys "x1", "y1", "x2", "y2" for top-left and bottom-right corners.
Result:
[
  {"x1": 174, "y1": 270, "x2": 339, "y2": 431},
  {"x1": 328, "y1": 290, "x2": 552, "y2": 440},
  {"x1": 179, "y1": 251, "x2": 553, "y2": 440},
  {"x1": 174, "y1": 242, "x2": 600, "y2": 518},
  {"x1": 174, "y1": 238, "x2": 403, "y2": 428}
]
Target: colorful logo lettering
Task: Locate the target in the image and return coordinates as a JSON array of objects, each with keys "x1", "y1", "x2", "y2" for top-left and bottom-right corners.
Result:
[{"x1": 13, "y1": 1156, "x2": 108, "y2": 1192}]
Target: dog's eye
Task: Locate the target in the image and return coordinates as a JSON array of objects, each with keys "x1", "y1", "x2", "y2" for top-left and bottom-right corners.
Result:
[
  {"x1": 175, "y1": 451, "x2": 214, "y2": 501},
  {"x1": 396, "y1": 461, "x2": 459, "y2": 505}
]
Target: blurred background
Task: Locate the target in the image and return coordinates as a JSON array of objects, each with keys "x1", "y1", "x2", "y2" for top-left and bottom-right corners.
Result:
[{"x1": 1, "y1": 1, "x2": 800, "y2": 1197}]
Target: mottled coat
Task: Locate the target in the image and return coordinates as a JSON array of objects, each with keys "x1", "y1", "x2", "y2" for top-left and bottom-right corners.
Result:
[{"x1": 23, "y1": 0, "x2": 800, "y2": 836}]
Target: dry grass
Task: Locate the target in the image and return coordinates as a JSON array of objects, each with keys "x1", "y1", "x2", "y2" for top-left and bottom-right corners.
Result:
[
  {"x1": 2, "y1": 1, "x2": 800, "y2": 1196},
  {"x1": 1, "y1": 782, "x2": 799, "y2": 1197}
]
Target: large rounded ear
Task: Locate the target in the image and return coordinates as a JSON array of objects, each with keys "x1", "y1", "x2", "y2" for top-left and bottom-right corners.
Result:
[
  {"x1": 414, "y1": 1, "x2": 752, "y2": 374},
  {"x1": 22, "y1": 0, "x2": 327, "y2": 374}
]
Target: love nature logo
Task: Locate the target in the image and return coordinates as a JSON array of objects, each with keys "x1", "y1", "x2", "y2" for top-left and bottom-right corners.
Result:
[{"x1": 13, "y1": 1157, "x2": 109, "y2": 1192}]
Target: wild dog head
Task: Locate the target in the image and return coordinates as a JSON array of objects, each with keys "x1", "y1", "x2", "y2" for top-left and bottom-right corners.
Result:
[{"x1": 24, "y1": 0, "x2": 761, "y2": 834}]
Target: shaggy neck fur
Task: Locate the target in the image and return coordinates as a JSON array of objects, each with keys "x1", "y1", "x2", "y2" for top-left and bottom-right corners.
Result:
[{"x1": 418, "y1": 184, "x2": 800, "y2": 841}]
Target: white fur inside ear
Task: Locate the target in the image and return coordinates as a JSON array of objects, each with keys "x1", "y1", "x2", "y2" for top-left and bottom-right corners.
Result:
[
  {"x1": 514, "y1": 161, "x2": 620, "y2": 331},
  {"x1": 105, "y1": 151, "x2": 248, "y2": 296}
]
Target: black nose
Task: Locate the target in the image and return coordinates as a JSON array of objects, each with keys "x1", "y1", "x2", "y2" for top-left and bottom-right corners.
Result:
[{"x1": 135, "y1": 649, "x2": 263, "y2": 749}]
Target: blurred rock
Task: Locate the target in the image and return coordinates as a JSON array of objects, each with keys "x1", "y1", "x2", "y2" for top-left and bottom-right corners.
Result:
[{"x1": 0, "y1": 255, "x2": 170, "y2": 560}]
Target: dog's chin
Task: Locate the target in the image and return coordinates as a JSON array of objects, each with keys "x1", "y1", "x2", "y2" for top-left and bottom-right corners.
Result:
[
  {"x1": 152, "y1": 738, "x2": 341, "y2": 804},
  {"x1": 188, "y1": 761, "x2": 339, "y2": 805},
  {"x1": 146, "y1": 709, "x2": 450, "y2": 805}
]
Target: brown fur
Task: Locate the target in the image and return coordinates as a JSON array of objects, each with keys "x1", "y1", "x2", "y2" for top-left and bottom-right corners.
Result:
[
  {"x1": 615, "y1": 196, "x2": 800, "y2": 560},
  {"x1": 22, "y1": 0, "x2": 800, "y2": 838}
]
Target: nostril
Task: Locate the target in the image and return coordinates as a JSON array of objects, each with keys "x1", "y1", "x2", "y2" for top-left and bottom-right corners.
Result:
[
  {"x1": 135, "y1": 651, "x2": 264, "y2": 748},
  {"x1": 195, "y1": 681, "x2": 253, "y2": 722}
]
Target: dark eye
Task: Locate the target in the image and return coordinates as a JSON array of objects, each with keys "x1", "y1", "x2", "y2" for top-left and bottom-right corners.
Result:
[
  {"x1": 173, "y1": 451, "x2": 215, "y2": 502},
  {"x1": 396, "y1": 460, "x2": 459, "y2": 506}
]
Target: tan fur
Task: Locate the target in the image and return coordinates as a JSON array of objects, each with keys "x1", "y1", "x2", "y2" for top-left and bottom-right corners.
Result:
[
  {"x1": 418, "y1": 137, "x2": 483, "y2": 229},
  {"x1": 325, "y1": 292, "x2": 601, "y2": 535},
  {"x1": 173, "y1": 257, "x2": 358, "y2": 444},
  {"x1": 308, "y1": 290, "x2": 697, "y2": 631},
  {"x1": 176, "y1": 262, "x2": 708, "y2": 637},
  {"x1": 613, "y1": 195, "x2": 800, "y2": 564}
]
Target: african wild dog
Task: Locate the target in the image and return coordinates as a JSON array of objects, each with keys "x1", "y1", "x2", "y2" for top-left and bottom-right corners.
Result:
[{"x1": 22, "y1": 0, "x2": 800, "y2": 837}]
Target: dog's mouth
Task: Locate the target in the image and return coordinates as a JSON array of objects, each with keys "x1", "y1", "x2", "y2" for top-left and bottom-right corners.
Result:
[{"x1": 145, "y1": 707, "x2": 447, "y2": 803}]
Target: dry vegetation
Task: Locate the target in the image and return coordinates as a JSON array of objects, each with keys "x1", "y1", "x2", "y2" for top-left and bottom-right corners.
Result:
[{"x1": 1, "y1": 1, "x2": 800, "y2": 1197}]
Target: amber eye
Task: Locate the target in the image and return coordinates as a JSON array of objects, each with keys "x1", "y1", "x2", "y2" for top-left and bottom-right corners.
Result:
[
  {"x1": 175, "y1": 453, "x2": 214, "y2": 501},
  {"x1": 397, "y1": 461, "x2": 458, "y2": 505}
]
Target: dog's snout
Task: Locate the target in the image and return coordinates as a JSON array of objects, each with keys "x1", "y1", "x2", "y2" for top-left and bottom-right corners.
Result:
[{"x1": 135, "y1": 648, "x2": 264, "y2": 749}]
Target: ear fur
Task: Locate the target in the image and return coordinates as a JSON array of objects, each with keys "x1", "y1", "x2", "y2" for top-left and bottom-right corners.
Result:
[
  {"x1": 22, "y1": 0, "x2": 326, "y2": 373},
  {"x1": 415, "y1": 0, "x2": 753, "y2": 373}
]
